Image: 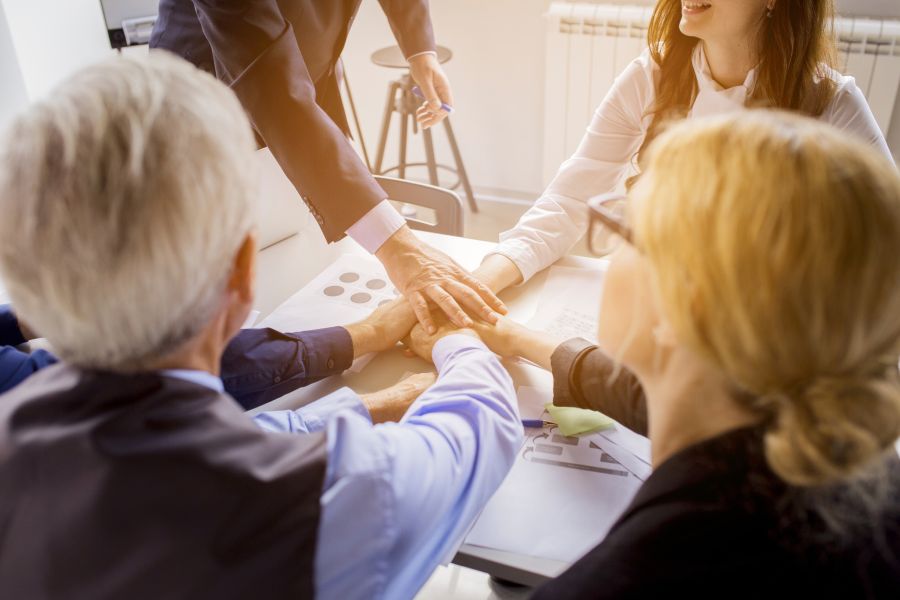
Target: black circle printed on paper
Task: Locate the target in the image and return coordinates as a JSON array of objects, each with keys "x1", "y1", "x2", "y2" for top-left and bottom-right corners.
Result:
[
  {"x1": 366, "y1": 278, "x2": 387, "y2": 290},
  {"x1": 351, "y1": 292, "x2": 372, "y2": 304},
  {"x1": 340, "y1": 272, "x2": 360, "y2": 283},
  {"x1": 324, "y1": 286, "x2": 344, "y2": 297}
]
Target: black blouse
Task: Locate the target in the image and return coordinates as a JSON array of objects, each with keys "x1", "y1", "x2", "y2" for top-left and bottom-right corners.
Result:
[{"x1": 541, "y1": 339, "x2": 900, "y2": 599}]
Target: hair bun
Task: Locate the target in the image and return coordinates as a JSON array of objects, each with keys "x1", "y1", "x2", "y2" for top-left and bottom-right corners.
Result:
[{"x1": 764, "y1": 366, "x2": 900, "y2": 487}]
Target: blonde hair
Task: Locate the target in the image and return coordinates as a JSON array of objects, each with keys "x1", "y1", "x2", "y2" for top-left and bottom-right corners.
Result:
[
  {"x1": 0, "y1": 52, "x2": 258, "y2": 369},
  {"x1": 634, "y1": 110, "x2": 900, "y2": 489}
]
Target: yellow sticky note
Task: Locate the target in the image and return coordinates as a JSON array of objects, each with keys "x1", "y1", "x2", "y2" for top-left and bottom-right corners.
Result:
[{"x1": 544, "y1": 403, "x2": 615, "y2": 437}]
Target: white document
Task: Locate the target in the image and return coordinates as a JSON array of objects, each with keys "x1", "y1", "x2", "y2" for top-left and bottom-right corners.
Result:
[
  {"x1": 465, "y1": 424, "x2": 642, "y2": 563},
  {"x1": 586, "y1": 426, "x2": 653, "y2": 482},
  {"x1": 528, "y1": 265, "x2": 606, "y2": 343},
  {"x1": 258, "y1": 254, "x2": 399, "y2": 373},
  {"x1": 517, "y1": 385, "x2": 550, "y2": 420},
  {"x1": 242, "y1": 310, "x2": 261, "y2": 329}
]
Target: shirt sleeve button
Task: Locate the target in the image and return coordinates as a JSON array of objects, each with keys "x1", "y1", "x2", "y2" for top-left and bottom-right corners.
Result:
[
  {"x1": 273, "y1": 376, "x2": 281, "y2": 383},
  {"x1": 327, "y1": 358, "x2": 335, "y2": 369}
]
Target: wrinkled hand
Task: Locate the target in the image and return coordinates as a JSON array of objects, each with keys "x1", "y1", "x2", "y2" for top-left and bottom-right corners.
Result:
[
  {"x1": 377, "y1": 227, "x2": 507, "y2": 334},
  {"x1": 408, "y1": 52, "x2": 453, "y2": 129},
  {"x1": 403, "y1": 312, "x2": 479, "y2": 362},
  {"x1": 359, "y1": 372, "x2": 437, "y2": 424},
  {"x1": 344, "y1": 298, "x2": 417, "y2": 358}
]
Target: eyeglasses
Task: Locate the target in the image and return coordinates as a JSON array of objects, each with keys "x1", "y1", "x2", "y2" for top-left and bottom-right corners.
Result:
[{"x1": 586, "y1": 193, "x2": 635, "y2": 256}]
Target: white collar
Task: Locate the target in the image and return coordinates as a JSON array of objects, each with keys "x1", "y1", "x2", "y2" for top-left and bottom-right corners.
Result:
[
  {"x1": 692, "y1": 44, "x2": 757, "y2": 96},
  {"x1": 690, "y1": 44, "x2": 758, "y2": 117}
]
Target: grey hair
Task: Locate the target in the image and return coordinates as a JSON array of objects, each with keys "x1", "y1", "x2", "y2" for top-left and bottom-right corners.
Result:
[{"x1": 0, "y1": 51, "x2": 258, "y2": 369}]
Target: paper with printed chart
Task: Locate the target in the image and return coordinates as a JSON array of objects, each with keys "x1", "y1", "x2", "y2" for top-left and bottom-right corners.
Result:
[
  {"x1": 527, "y1": 265, "x2": 606, "y2": 344},
  {"x1": 465, "y1": 387, "x2": 643, "y2": 564},
  {"x1": 258, "y1": 254, "x2": 400, "y2": 373}
]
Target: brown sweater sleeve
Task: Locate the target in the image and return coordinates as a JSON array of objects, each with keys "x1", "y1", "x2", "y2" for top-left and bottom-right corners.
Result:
[{"x1": 550, "y1": 338, "x2": 648, "y2": 436}]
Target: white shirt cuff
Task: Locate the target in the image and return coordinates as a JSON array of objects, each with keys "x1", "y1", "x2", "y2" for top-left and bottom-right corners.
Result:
[
  {"x1": 406, "y1": 50, "x2": 438, "y2": 62},
  {"x1": 345, "y1": 200, "x2": 406, "y2": 254}
]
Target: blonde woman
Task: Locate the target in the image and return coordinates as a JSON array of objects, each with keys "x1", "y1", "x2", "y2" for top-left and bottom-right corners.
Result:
[
  {"x1": 470, "y1": 111, "x2": 900, "y2": 596},
  {"x1": 475, "y1": 0, "x2": 893, "y2": 293}
]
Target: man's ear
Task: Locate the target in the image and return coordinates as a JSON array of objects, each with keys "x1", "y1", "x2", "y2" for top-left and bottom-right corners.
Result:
[{"x1": 229, "y1": 231, "x2": 257, "y2": 305}]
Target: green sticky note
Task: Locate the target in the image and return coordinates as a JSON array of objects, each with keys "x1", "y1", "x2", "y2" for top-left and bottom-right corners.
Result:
[{"x1": 544, "y1": 403, "x2": 615, "y2": 437}]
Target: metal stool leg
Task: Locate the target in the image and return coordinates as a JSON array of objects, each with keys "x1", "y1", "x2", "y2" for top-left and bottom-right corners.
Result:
[
  {"x1": 443, "y1": 118, "x2": 478, "y2": 212},
  {"x1": 374, "y1": 81, "x2": 399, "y2": 175},
  {"x1": 422, "y1": 127, "x2": 439, "y2": 186},
  {"x1": 398, "y1": 97, "x2": 409, "y2": 179}
]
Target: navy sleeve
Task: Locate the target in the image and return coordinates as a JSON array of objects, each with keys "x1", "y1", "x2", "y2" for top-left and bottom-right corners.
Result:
[
  {"x1": 0, "y1": 346, "x2": 58, "y2": 396},
  {"x1": 220, "y1": 327, "x2": 354, "y2": 411},
  {"x1": 0, "y1": 304, "x2": 26, "y2": 346}
]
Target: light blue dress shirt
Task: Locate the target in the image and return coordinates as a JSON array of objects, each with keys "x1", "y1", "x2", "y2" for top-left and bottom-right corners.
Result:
[{"x1": 165, "y1": 333, "x2": 522, "y2": 599}]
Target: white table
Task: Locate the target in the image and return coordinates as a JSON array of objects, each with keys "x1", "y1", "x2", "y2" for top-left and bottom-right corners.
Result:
[{"x1": 252, "y1": 230, "x2": 608, "y2": 586}]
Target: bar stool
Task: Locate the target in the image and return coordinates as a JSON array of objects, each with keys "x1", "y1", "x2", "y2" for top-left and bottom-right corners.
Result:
[{"x1": 371, "y1": 45, "x2": 478, "y2": 213}]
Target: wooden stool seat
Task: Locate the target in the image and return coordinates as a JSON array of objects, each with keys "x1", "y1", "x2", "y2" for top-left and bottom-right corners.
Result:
[{"x1": 371, "y1": 45, "x2": 453, "y2": 69}]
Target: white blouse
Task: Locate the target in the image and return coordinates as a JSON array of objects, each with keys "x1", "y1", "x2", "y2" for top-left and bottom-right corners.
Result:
[{"x1": 494, "y1": 45, "x2": 893, "y2": 283}]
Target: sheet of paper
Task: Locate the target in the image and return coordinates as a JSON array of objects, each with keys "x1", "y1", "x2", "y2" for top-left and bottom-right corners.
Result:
[
  {"x1": 517, "y1": 386, "x2": 550, "y2": 420},
  {"x1": 528, "y1": 265, "x2": 606, "y2": 343},
  {"x1": 259, "y1": 254, "x2": 399, "y2": 373},
  {"x1": 242, "y1": 310, "x2": 261, "y2": 329},
  {"x1": 465, "y1": 425, "x2": 642, "y2": 563},
  {"x1": 585, "y1": 422, "x2": 652, "y2": 481}
]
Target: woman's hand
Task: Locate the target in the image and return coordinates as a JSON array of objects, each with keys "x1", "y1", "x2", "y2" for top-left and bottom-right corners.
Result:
[
  {"x1": 344, "y1": 298, "x2": 417, "y2": 359},
  {"x1": 360, "y1": 372, "x2": 437, "y2": 424},
  {"x1": 471, "y1": 317, "x2": 562, "y2": 372}
]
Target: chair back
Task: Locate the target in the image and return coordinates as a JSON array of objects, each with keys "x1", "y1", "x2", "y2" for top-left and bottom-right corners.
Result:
[{"x1": 374, "y1": 176, "x2": 464, "y2": 236}]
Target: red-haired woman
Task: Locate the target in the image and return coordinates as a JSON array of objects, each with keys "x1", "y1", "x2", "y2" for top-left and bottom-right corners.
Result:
[{"x1": 475, "y1": 0, "x2": 892, "y2": 292}]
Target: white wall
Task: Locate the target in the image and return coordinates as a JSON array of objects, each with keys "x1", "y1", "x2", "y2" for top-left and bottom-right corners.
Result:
[
  {"x1": 1, "y1": 0, "x2": 111, "y2": 99},
  {"x1": 0, "y1": 4, "x2": 28, "y2": 133},
  {"x1": 343, "y1": 0, "x2": 900, "y2": 198},
  {"x1": 343, "y1": 0, "x2": 551, "y2": 198}
]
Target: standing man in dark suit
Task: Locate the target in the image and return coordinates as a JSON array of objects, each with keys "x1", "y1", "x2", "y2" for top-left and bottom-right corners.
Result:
[{"x1": 150, "y1": 0, "x2": 504, "y2": 334}]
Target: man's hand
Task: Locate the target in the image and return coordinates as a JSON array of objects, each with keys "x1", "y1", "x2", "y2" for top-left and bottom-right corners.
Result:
[
  {"x1": 376, "y1": 226, "x2": 507, "y2": 334},
  {"x1": 408, "y1": 52, "x2": 453, "y2": 129},
  {"x1": 403, "y1": 313, "x2": 479, "y2": 362},
  {"x1": 344, "y1": 298, "x2": 417, "y2": 358},
  {"x1": 359, "y1": 372, "x2": 437, "y2": 423}
]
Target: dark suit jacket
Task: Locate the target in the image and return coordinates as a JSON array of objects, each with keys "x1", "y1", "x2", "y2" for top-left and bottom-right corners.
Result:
[
  {"x1": 0, "y1": 364, "x2": 327, "y2": 599},
  {"x1": 151, "y1": 0, "x2": 436, "y2": 241}
]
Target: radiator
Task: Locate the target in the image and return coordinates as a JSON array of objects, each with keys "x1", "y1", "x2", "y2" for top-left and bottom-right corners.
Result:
[{"x1": 543, "y1": 2, "x2": 900, "y2": 182}]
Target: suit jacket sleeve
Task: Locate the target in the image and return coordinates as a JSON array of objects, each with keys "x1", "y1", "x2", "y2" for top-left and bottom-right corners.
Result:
[
  {"x1": 378, "y1": 0, "x2": 437, "y2": 58},
  {"x1": 220, "y1": 327, "x2": 354, "y2": 411},
  {"x1": 0, "y1": 304, "x2": 26, "y2": 346},
  {"x1": 189, "y1": 0, "x2": 386, "y2": 241},
  {"x1": 551, "y1": 338, "x2": 649, "y2": 436}
]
